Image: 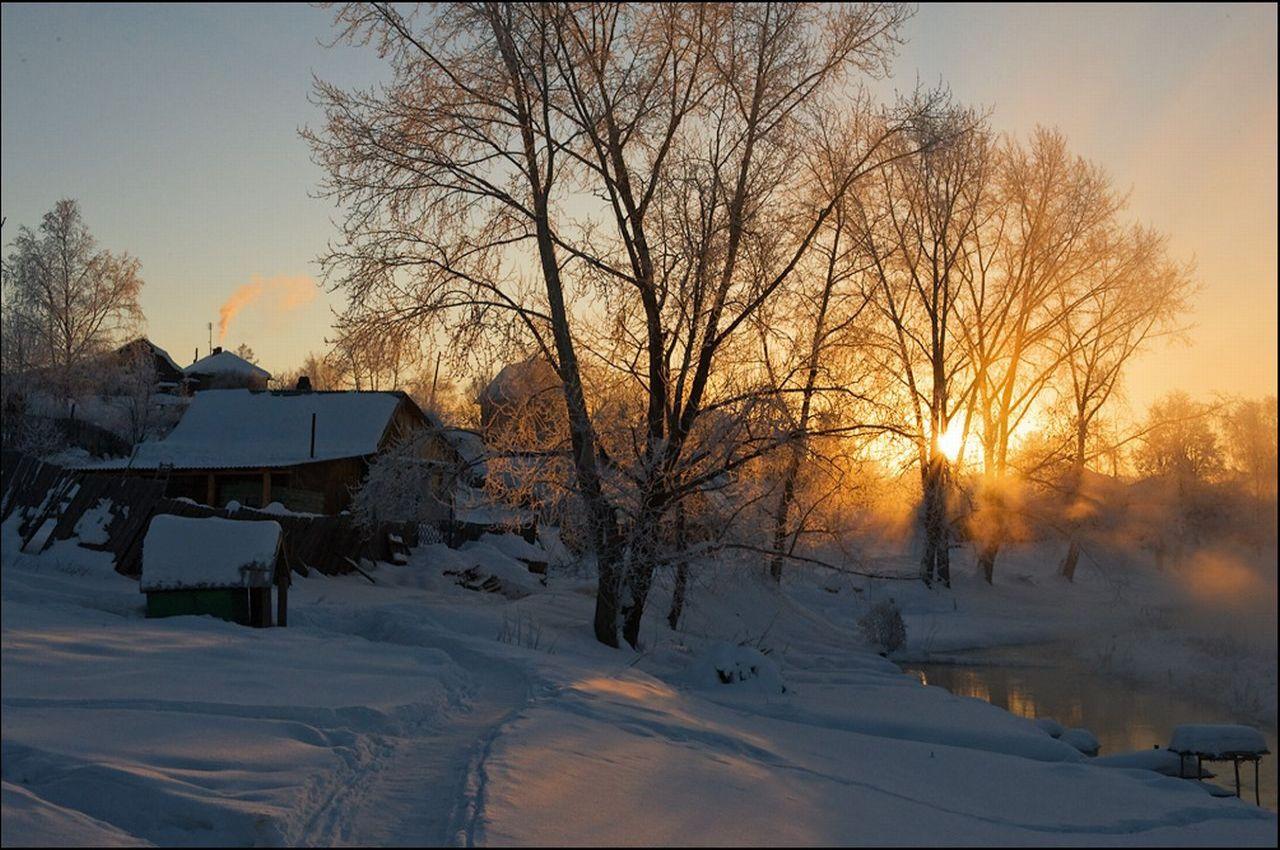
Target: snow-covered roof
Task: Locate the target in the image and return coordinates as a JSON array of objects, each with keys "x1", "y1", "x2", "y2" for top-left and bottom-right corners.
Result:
[
  {"x1": 441, "y1": 428, "x2": 488, "y2": 476},
  {"x1": 471, "y1": 532, "x2": 546, "y2": 563},
  {"x1": 140, "y1": 515, "x2": 281, "y2": 591},
  {"x1": 184, "y1": 350, "x2": 271, "y2": 380},
  {"x1": 479, "y1": 357, "x2": 560, "y2": 407},
  {"x1": 151, "y1": 342, "x2": 181, "y2": 375},
  {"x1": 79, "y1": 389, "x2": 415, "y2": 470},
  {"x1": 1168, "y1": 724, "x2": 1269, "y2": 757},
  {"x1": 119, "y1": 337, "x2": 182, "y2": 375}
]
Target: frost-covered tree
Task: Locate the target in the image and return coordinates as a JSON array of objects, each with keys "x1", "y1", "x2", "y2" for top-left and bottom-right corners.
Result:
[
  {"x1": 1221, "y1": 396, "x2": 1278, "y2": 504},
  {"x1": 310, "y1": 1, "x2": 918, "y2": 648},
  {"x1": 4, "y1": 199, "x2": 144, "y2": 396},
  {"x1": 1135, "y1": 392, "x2": 1223, "y2": 485},
  {"x1": 350, "y1": 429, "x2": 456, "y2": 529}
]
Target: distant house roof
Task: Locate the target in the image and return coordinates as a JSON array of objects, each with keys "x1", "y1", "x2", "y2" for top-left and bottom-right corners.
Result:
[
  {"x1": 440, "y1": 428, "x2": 488, "y2": 479},
  {"x1": 117, "y1": 337, "x2": 183, "y2": 377},
  {"x1": 140, "y1": 515, "x2": 281, "y2": 591},
  {"x1": 78, "y1": 388, "x2": 423, "y2": 470},
  {"x1": 113, "y1": 337, "x2": 184, "y2": 384},
  {"x1": 185, "y1": 350, "x2": 272, "y2": 381},
  {"x1": 478, "y1": 357, "x2": 561, "y2": 410}
]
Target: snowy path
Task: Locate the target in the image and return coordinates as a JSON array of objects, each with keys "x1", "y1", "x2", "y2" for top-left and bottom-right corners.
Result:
[{"x1": 294, "y1": 643, "x2": 531, "y2": 847}]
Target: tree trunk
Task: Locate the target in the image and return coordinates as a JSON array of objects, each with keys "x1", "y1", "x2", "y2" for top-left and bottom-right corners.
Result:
[
  {"x1": 769, "y1": 227, "x2": 837, "y2": 583},
  {"x1": 936, "y1": 516, "x2": 951, "y2": 588},
  {"x1": 667, "y1": 505, "x2": 688, "y2": 630},
  {"x1": 531, "y1": 198, "x2": 621, "y2": 647},
  {"x1": 1059, "y1": 539, "x2": 1081, "y2": 582},
  {"x1": 769, "y1": 461, "x2": 798, "y2": 583},
  {"x1": 977, "y1": 539, "x2": 999, "y2": 584},
  {"x1": 592, "y1": 530, "x2": 623, "y2": 647},
  {"x1": 1058, "y1": 431, "x2": 1087, "y2": 582},
  {"x1": 621, "y1": 567, "x2": 652, "y2": 649},
  {"x1": 620, "y1": 487, "x2": 668, "y2": 650},
  {"x1": 919, "y1": 458, "x2": 942, "y2": 586}
]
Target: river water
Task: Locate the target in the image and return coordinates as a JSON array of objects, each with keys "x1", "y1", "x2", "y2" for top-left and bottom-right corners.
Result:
[{"x1": 902, "y1": 646, "x2": 1277, "y2": 812}]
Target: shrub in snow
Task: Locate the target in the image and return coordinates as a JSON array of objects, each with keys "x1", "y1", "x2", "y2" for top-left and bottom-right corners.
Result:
[
  {"x1": 1060, "y1": 727, "x2": 1100, "y2": 757},
  {"x1": 706, "y1": 642, "x2": 786, "y2": 693},
  {"x1": 1034, "y1": 717, "x2": 1065, "y2": 739},
  {"x1": 857, "y1": 598, "x2": 907, "y2": 655},
  {"x1": 2, "y1": 411, "x2": 67, "y2": 458}
]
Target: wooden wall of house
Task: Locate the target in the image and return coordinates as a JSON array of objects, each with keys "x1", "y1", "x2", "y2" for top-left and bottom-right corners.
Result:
[
  {"x1": 160, "y1": 459, "x2": 364, "y2": 514},
  {"x1": 291, "y1": 457, "x2": 366, "y2": 514}
]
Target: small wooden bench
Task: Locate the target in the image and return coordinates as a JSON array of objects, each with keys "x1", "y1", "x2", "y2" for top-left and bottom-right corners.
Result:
[{"x1": 1168, "y1": 724, "x2": 1270, "y2": 805}]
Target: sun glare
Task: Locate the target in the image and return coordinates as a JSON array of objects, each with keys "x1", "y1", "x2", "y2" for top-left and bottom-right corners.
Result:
[{"x1": 937, "y1": 422, "x2": 964, "y2": 462}]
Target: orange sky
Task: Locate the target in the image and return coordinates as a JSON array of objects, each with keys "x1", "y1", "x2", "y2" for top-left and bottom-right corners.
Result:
[{"x1": 882, "y1": 3, "x2": 1277, "y2": 415}]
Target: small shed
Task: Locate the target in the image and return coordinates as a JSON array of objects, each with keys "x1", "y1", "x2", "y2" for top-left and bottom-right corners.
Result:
[{"x1": 141, "y1": 515, "x2": 284, "y2": 627}]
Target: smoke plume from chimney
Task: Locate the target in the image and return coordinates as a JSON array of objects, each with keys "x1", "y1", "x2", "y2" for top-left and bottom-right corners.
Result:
[{"x1": 217, "y1": 275, "x2": 318, "y2": 341}]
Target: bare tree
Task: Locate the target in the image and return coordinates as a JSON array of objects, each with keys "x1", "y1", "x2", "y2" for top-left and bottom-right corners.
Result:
[
  {"x1": 311, "y1": 2, "x2": 915, "y2": 648},
  {"x1": 1135, "y1": 391, "x2": 1224, "y2": 483},
  {"x1": 754, "y1": 109, "x2": 895, "y2": 582},
  {"x1": 1221, "y1": 396, "x2": 1278, "y2": 505},
  {"x1": 233, "y1": 342, "x2": 258, "y2": 364},
  {"x1": 115, "y1": 344, "x2": 158, "y2": 447},
  {"x1": 276, "y1": 350, "x2": 347, "y2": 392},
  {"x1": 310, "y1": 1, "x2": 630, "y2": 644},
  {"x1": 5, "y1": 199, "x2": 144, "y2": 396},
  {"x1": 852, "y1": 105, "x2": 990, "y2": 587},
  {"x1": 1051, "y1": 227, "x2": 1191, "y2": 580},
  {"x1": 959, "y1": 128, "x2": 1125, "y2": 583}
]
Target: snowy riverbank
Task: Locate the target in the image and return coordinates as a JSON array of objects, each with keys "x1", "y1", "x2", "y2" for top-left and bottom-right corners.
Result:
[{"x1": 2, "y1": 525, "x2": 1276, "y2": 846}]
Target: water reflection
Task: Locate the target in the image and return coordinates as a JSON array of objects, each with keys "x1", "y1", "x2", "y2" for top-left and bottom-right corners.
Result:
[{"x1": 904, "y1": 655, "x2": 1277, "y2": 812}]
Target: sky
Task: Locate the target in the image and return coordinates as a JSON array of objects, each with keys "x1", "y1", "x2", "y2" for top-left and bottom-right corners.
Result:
[{"x1": 1, "y1": 3, "x2": 1276, "y2": 415}]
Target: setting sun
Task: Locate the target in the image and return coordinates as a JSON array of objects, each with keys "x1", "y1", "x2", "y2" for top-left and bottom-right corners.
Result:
[{"x1": 938, "y1": 421, "x2": 964, "y2": 462}]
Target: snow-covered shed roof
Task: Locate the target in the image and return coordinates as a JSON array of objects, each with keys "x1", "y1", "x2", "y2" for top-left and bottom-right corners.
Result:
[
  {"x1": 80, "y1": 389, "x2": 420, "y2": 470},
  {"x1": 185, "y1": 350, "x2": 271, "y2": 380},
  {"x1": 140, "y1": 515, "x2": 281, "y2": 591}
]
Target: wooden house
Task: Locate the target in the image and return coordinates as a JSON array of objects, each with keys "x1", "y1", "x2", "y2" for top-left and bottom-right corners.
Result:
[
  {"x1": 140, "y1": 514, "x2": 283, "y2": 627},
  {"x1": 73, "y1": 388, "x2": 464, "y2": 515},
  {"x1": 113, "y1": 337, "x2": 186, "y2": 389}
]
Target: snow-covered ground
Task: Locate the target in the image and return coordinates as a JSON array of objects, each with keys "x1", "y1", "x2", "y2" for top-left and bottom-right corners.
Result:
[{"x1": 2, "y1": 521, "x2": 1276, "y2": 846}]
